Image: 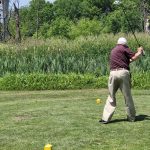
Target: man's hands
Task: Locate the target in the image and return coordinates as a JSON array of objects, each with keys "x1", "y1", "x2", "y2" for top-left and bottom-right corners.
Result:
[
  {"x1": 137, "y1": 46, "x2": 144, "y2": 55},
  {"x1": 130, "y1": 46, "x2": 144, "y2": 62}
]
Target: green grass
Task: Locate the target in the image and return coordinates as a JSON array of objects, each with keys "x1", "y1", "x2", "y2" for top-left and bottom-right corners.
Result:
[{"x1": 0, "y1": 89, "x2": 150, "y2": 150}]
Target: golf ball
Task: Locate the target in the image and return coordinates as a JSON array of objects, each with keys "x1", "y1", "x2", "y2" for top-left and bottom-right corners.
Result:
[{"x1": 96, "y1": 99, "x2": 102, "y2": 104}]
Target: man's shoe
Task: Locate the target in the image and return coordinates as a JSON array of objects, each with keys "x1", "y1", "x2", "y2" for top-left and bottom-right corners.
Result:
[
  {"x1": 99, "y1": 119, "x2": 108, "y2": 124},
  {"x1": 127, "y1": 116, "x2": 135, "y2": 122}
]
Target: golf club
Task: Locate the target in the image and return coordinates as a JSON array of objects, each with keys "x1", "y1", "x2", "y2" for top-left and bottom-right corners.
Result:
[{"x1": 114, "y1": 0, "x2": 145, "y2": 56}]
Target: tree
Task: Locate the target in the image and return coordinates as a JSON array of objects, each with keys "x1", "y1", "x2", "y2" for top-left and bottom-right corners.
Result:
[
  {"x1": 69, "y1": 18, "x2": 102, "y2": 38},
  {"x1": 52, "y1": 0, "x2": 110, "y2": 20},
  {"x1": 20, "y1": 0, "x2": 53, "y2": 37},
  {"x1": 19, "y1": 7, "x2": 31, "y2": 36},
  {"x1": 14, "y1": 2, "x2": 21, "y2": 42},
  {"x1": 47, "y1": 17, "x2": 72, "y2": 38},
  {"x1": 102, "y1": 0, "x2": 143, "y2": 34},
  {"x1": 52, "y1": 0, "x2": 83, "y2": 20},
  {"x1": 140, "y1": 0, "x2": 150, "y2": 32},
  {"x1": 15, "y1": 0, "x2": 150, "y2": 38}
]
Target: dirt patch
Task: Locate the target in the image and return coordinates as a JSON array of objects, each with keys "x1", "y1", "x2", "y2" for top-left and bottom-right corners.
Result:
[{"x1": 14, "y1": 114, "x2": 32, "y2": 122}]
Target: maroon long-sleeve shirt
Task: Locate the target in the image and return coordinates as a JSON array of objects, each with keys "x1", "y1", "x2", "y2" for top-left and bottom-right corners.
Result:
[{"x1": 110, "y1": 44, "x2": 135, "y2": 71}]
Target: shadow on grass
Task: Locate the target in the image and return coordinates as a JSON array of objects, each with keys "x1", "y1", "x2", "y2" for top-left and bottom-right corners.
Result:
[
  {"x1": 108, "y1": 115, "x2": 150, "y2": 124},
  {"x1": 135, "y1": 115, "x2": 150, "y2": 121},
  {"x1": 109, "y1": 119, "x2": 126, "y2": 124}
]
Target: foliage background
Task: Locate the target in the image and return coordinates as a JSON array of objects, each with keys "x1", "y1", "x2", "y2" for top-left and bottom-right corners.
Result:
[
  {"x1": 0, "y1": 34, "x2": 150, "y2": 76},
  {"x1": 0, "y1": 34, "x2": 149, "y2": 90},
  {"x1": 1, "y1": 0, "x2": 150, "y2": 90},
  {"x1": 10, "y1": 0, "x2": 150, "y2": 39}
]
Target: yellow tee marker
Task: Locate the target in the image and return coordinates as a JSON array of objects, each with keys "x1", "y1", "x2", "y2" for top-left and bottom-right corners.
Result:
[
  {"x1": 96, "y1": 98, "x2": 102, "y2": 104},
  {"x1": 44, "y1": 144, "x2": 52, "y2": 150}
]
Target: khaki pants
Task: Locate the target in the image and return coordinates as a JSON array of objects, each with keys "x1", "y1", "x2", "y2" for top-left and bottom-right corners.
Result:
[{"x1": 102, "y1": 69, "x2": 136, "y2": 122}]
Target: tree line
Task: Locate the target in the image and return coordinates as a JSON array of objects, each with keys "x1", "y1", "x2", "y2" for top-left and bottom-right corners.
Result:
[{"x1": 9, "y1": 0, "x2": 150, "y2": 40}]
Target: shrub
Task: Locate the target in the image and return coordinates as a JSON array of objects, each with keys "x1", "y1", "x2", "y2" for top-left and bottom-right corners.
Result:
[
  {"x1": 0, "y1": 73, "x2": 149, "y2": 90},
  {"x1": 0, "y1": 73, "x2": 106, "y2": 90},
  {"x1": 69, "y1": 18, "x2": 103, "y2": 39},
  {"x1": 47, "y1": 17, "x2": 73, "y2": 38}
]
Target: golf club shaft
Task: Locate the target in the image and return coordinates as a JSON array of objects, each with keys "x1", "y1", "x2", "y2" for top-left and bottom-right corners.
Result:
[{"x1": 122, "y1": 6, "x2": 145, "y2": 56}]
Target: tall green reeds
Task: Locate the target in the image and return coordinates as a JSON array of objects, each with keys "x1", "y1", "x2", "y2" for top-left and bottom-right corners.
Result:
[{"x1": 0, "y1": 33, "x2": 149, "y2": 76}]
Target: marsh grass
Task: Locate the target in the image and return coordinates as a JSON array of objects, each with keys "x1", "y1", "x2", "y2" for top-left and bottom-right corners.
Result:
[{"x1": 0, "y1": 33, "x2": 149, "y2": 76}]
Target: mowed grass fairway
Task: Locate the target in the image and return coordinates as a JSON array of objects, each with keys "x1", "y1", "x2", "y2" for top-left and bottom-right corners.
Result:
[{"x1": 0, "y1": 89, "x2": 150, "y2": 150}]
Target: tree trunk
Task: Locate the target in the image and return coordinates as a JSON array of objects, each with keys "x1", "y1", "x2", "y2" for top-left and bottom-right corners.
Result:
[
  {"x1": 14, "y1": 3, "x2": 21, "y2": 43},
  {"x1": 140, "y1": 0, "x2": 149, "y2": 33},
  {"x1": 1, "y1": 0, "x2": 10, "y2": 41}
]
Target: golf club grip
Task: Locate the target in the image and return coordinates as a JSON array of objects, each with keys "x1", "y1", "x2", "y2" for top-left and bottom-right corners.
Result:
[{"x1": 142, "y1": 50, "x2": 145, "y2": 56}]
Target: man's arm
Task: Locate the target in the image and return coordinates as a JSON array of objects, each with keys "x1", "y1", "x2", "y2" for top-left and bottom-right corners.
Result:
[{"x1": 130, "y1": 47, "x2": 143, "y2": 62}]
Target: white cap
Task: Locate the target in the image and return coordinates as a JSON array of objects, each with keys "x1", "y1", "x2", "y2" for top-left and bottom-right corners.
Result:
[{"x1": 117, "y1": 37, "x2": 127, "y2": 45}]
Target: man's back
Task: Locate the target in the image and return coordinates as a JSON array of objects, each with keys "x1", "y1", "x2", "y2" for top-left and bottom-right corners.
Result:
[{"x1": 110, "y1": 44, "x2": 135, "y2": 71}]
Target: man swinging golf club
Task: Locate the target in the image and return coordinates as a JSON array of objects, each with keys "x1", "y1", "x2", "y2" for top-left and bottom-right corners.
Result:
[{"x1": 100, "y1": 37, "x2": 144, "y2": 124}]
